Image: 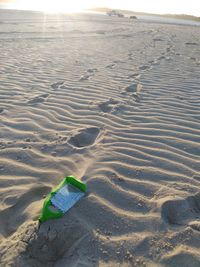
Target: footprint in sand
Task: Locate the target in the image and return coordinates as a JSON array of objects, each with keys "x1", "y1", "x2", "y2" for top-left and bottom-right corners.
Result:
[
  {"x1": 98, "y1": 102, "x2": 112, "y2": 113},
  {"x1": 125, "y1": 82, "x2": 142, "y2": 93},
  {"x1": 139, "y1": 65, "x2": 150, "y2": 71},
  {"x1": 157, "y1": 56, "x2": 166, "y2": 60},
  {"x1": 125, "y1": 83, "x2": 136, "y2": 93},
  {"x1": 161, "y1": 193, "x2": 200, "y2": 229},
  {"x1": 79, "y1": 73, "x2": 91, "y2": 81},
  {"x1": 185, "y1": 42, "x2": 198, "y2": 46},
  {"x1": 79, "y1": 68, "x2": 97, "y2": 81},
  {"x1": 106, "y1": 63, "x2": 116, "y2": 69},
  {"x1": 153, "y1": 38, "x2": 164, "y2": 42},
  {"x1": 98, "y1": 98, "x2": 119, "y2": 113},
  {"x1": 0, "y1": 108, "x2": 4, "y2": 114},
  {"x1": 68, "y1": 127, "x2": 101, "y2": 148},
  {"x1": 124, "y1": 83, "x2": 142, "y2": 102},
  {"x1": 51, "y1": 81, "x2": 64, "y2": 90},
  {"x1": 128, "y1": 73, "x2": 140, "y2": 79},
  {"x1": 166, "y1": 47, "x2": 171, "y2": 53},
  {"x1": 87, "y1": 68, "x2": 97, "y2": 73},
  {"x1": 27, "y1": 94, "x2": 49, "y2": 104}
]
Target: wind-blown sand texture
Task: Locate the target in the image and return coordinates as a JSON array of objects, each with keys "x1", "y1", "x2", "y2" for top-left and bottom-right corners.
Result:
[{"x1": 0, "y1": 9, "x2": 200, "y2": 267}]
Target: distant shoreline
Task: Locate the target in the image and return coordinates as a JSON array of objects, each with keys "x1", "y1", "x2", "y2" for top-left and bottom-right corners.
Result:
[{"x1": 89, "y1": 7, "x2": 200, "y2": 22}]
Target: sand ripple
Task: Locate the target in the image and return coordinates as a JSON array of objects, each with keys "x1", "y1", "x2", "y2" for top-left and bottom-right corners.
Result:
[{"x1": 0, "y1": 10, "x2": 200, "y2": 267}]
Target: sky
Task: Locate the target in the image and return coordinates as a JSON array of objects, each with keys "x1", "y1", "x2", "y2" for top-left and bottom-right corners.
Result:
[{"x1": 0, "y1": 0, "x2": 200, "y2": 16}]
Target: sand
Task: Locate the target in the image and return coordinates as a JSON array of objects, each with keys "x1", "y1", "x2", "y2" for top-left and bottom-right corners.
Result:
[{"x1": 0, "y1": 9, "x2": 200, "y2": 267}]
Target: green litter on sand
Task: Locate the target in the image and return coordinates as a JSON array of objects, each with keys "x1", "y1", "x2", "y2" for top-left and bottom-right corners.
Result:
[{"x1": 39, "y1": 176, "x2": 87, "y2": 223}]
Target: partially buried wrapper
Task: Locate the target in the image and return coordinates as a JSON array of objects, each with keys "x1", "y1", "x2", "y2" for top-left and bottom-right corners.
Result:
[{"x1": 39, "y1": 176, "x2": 87, "y2": 223}]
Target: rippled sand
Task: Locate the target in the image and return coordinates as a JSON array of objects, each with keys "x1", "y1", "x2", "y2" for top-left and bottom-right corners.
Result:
[{"x1": 0, "y1": 9, "x2": 200, "y2": 267}]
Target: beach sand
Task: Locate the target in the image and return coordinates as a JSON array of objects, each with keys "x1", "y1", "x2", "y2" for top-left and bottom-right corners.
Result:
[{"x1": 0, "y1": 10, "x2": 200, "y2": 267}]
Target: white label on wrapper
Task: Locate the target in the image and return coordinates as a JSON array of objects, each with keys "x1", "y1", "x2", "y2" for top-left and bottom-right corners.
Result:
[{"x1": 51, "y1": 184, "x2": 85, "y2": 213}]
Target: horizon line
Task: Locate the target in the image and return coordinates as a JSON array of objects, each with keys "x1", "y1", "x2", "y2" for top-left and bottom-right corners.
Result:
[{"x1": 0, "y1": 5, "x2": 200, "y2": 19}]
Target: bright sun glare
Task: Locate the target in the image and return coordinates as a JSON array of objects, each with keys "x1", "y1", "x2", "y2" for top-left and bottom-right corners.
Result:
[{"x1": 12, "y1": 0, "x2": 93, "y2": 13}]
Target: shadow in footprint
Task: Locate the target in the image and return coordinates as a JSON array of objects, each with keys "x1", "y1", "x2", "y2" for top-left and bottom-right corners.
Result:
[
  {"x1": 125, "y1": 83, "x2": 142, "y2": 93},
  {"x1": 161, "y1": 193, "x2": 200, "y2": 227},
  {"x1": 99, "y1": 102, "x2": 113, "y2": 113},
  {"x1": 27, "y1": 94, "x2": 49, "y2": 105},
  {"x1": 79, "y1": 74, "x2": 91, "y2": 81},
  {"x1": 87, "y1": 68, "x2": 97, "y2": 74},
  {"x1": 79, "y1": 73, "x2": 93, "y2": 82},
  {"x1": 51, "y1": 81, "x2": 64, "y2": 90},
  {"x1": 0, "y1": 108, "x2": 4, "y2": 114},
  {"x1": 139, "y1": 65, "x2": 150, "y2": 71},
  {"x1": 157, "y1": 56, "x2": 166, "y2": 60},
  {"x1": 79, "y1": 69, "x2": 97, "y2": 81},
  {"x1": 153, "y1": 38, "x2": 164, "y2": 42},
  {"x1": 123, "y1": 83, "x2": 142, "y2": 102},
  {"x1": 185, "y1": 42, "x2": 198, "y2": 46},
  {"x1": 106, "y1": 63, "x2": 116, "y2": 69},
  {"x1": 128, "y1": 73, "x2": 140, "y2": 79},
  {"x1": 98, "y1": 99, "x2": 119, "y2": 113},
  {"x1": 68, "y1": 127, "x2": 101, "y2": 148}
]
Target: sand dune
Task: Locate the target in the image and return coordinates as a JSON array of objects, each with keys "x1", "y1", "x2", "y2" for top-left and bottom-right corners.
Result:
[{"x1": 0, "y1": 10, "x2": 200, "y2": 267}]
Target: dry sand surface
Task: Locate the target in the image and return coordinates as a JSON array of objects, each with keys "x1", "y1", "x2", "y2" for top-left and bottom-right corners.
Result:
[{"x1": 0, "y1": 9, "x2": 200, "y2": 267}]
